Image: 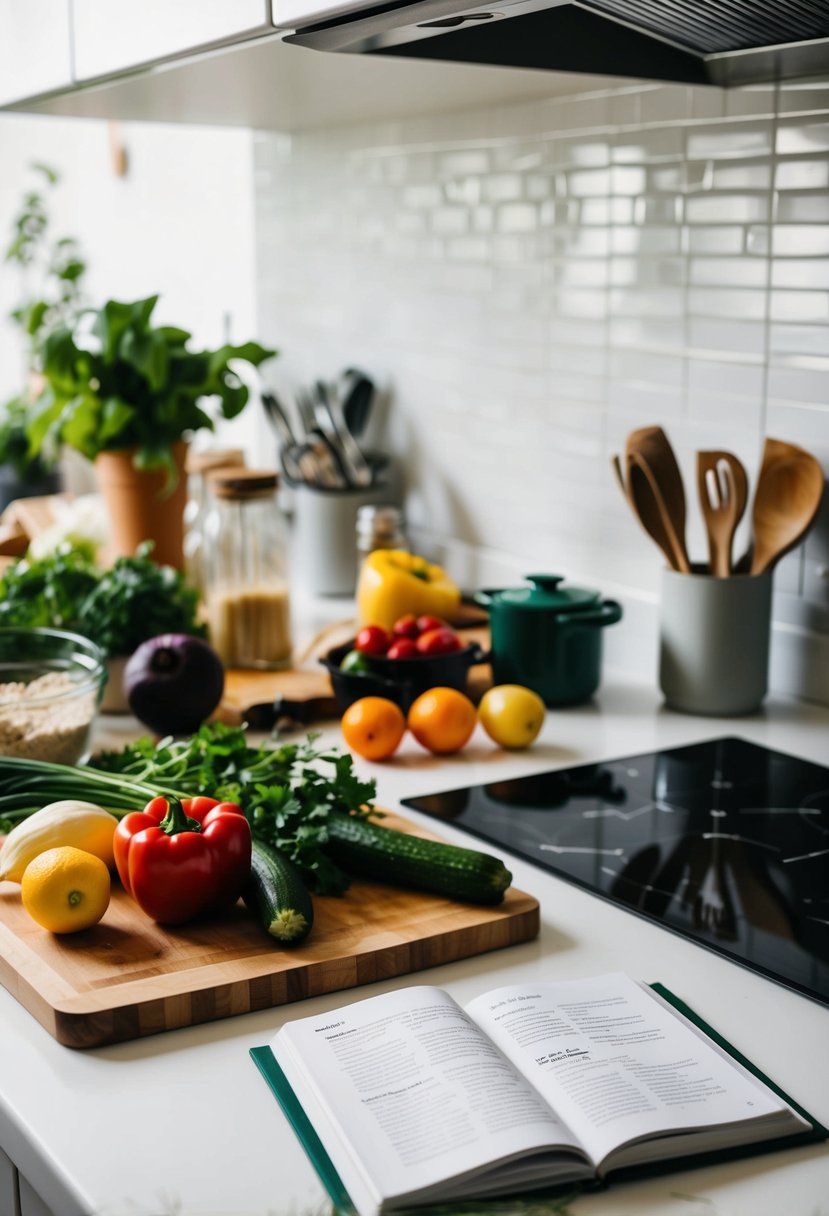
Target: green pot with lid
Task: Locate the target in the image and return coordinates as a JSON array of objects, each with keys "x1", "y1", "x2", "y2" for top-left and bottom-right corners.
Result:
[{"x1": 475, "y1": 574, "x2": 623, "y2": 707}]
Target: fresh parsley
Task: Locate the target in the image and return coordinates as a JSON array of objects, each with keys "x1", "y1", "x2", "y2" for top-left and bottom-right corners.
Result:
[
  {"x1": 0, "y1": 541, "x2": 205, "y2": 658},
  {"x1": 90, "y1": 723, "x2": 378, "y2": 895}
]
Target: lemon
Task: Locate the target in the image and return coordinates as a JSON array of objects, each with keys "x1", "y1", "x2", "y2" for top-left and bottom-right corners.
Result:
[
  {"x1": 478, "y1": 685, "x2": 546, "y2": 750},
  {"x1": 21, "y1": 846, "x2": 111, "y2": 934}
]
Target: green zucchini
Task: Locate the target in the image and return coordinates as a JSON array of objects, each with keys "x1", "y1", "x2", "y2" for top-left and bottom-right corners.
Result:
[
  {"x1": 325, "y1": 814, "x2": 512, "y2": 905},
  {"x1": 245, "y1": 839, "x2": 314, "y2": 944}
]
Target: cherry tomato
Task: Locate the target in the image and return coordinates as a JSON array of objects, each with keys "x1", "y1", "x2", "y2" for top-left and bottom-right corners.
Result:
[
  {"x1": 416, "y1": 626, "x2": 462, "y2": 656},
  {"x1": 415, "y1": 615, "x2": 446, "y2": 635},
  {"x1": 386, "y1": 638, "x2": 419, "y2": 660},
  {"x1": 392, "y1": 614, "x2": 420, "y2": 640},
  {"x1": 355, "y1": 625, "x2": 391, "y2": 656}
]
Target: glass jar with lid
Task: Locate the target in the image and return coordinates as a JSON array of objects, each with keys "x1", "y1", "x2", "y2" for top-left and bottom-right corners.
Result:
[
  {"x1": 203, "y1": 468, "x2": 293, "y2": 669},
  {"x1": 183, "y1": 448, "x2": 245, "y2": 592},
  {"x1": 355, "y1": 504, "x2": 408, "y2": 569}
]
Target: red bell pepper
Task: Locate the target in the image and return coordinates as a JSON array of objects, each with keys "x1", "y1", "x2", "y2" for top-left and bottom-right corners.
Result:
[{"x1": 114, "y1": 795, "x2": 251, "y2": 925}]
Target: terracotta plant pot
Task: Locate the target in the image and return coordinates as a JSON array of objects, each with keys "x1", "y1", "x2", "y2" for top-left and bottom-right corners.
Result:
[{"x1": 95, "y1": 441, "x2": 189, "y2": 569}]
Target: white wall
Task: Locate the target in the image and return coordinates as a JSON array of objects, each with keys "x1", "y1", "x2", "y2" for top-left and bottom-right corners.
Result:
[
  {"x1": 252, "y1": 77, "x2": 829, "y2": 703},
  {"x1": 0, "y1": 113, "x2": 266, "y2": 475}
]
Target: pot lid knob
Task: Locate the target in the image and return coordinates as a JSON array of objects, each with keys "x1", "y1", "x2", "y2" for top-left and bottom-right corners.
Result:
[
  {"x1": 526, "y1": 574, "x2": 565, "y2": 594},
  {"x1": 519, "y1": 574, "x2": 600, "y2": 611}
]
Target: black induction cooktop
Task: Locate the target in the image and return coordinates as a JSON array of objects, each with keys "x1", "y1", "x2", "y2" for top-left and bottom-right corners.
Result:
[{"x1": 402, "y1": 737, "x2": 829, "y2": 1008}]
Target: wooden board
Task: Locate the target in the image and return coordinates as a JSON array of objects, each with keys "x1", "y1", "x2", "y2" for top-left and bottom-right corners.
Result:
[
  {"x1": 0, "y1": 813, "x2": 538, "y2": 1050},
  {"x1": 219, "y1": 622, "x2": 494, "y2": 726}
]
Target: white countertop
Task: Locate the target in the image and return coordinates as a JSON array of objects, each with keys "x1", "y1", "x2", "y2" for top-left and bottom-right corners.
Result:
[{"x1": 1, "y1": 676, "x2": 829, "y2": 1216}]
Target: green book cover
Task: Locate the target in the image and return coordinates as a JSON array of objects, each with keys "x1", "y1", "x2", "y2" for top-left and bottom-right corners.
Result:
[{"x1": 250, "y1": 984, "x2": 827, "y2": 1216}]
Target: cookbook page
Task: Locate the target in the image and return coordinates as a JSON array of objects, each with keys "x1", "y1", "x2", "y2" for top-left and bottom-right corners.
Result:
[
  {"x1": 466, "y1": 973, "x2": 794, "y2": 1168},
  {"x1": 274, "y1": 984, "x2": 588, "y2": 1207}
]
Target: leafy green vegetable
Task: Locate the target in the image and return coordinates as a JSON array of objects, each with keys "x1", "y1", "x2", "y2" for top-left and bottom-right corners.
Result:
[
  {"x1": 91, "y1": 724, "x2": 378, "y2": 894},
  {"x1": 0, "y1": 725, "x2": 377, "y2": 895},
  {"x1": 0, "y1": 544, "x2": 99, "y2": 631},
  {"x1": 28, "y1": 294, "x2": 275, "y2": 489},
  {"x1": 0, "y1": 541, "x2": 205, "y2": 658},
  {"x1": 0, "y1": 394, "x2": 59, "y2": 483},
  {"x1": 79, "y1": 543, "x2": 205, "y2": 657}
]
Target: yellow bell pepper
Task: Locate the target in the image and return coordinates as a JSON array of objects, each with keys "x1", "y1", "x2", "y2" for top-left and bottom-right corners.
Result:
[{"x1": 356, "y1": 549, "x2": 461, "y2": 630}]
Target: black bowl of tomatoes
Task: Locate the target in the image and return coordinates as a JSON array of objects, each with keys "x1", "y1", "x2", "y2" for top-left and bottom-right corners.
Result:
[{"x1": 321, "y1": 615, "x2": 489, "y2": 713}]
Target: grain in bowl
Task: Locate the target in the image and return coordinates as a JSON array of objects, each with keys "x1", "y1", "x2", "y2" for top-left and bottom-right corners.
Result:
[{"x1": 0, "y1": 629, "x2": 106, "y2": 766}]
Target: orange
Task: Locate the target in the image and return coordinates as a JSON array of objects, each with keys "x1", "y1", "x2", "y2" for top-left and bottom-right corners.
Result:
[
  {"x1": 20, "y1": 846, "x2": 111, "y2": 934},
  {"x1": 407, "y1": 687, "x2": 477, "y2": 755},
  {"x1": 341, "y1": 696, "x2": 407, "y2": 761}
]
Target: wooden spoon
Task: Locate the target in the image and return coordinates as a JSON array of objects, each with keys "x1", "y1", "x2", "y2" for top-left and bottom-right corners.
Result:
[
  {"x1": 626, "y1": 426, "x2": 691, "y2": 573},
  {"x1": 625, "y1": 449, "x2": 691, "y2": 572},
  {"x1": 749, "y1": 437, "x2": 825, "y2": 575},
  {"x1": 696, "y1": 451, "x2": 748, "y2": 577}
]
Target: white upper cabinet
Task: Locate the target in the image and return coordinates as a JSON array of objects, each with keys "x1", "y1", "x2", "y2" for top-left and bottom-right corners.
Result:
[
  {"x1": 0, "y1": 0, "x2": 72, "y2": 105},
  {"x1": 71, "y1": 0, "x2": 272, "y2": 83}
]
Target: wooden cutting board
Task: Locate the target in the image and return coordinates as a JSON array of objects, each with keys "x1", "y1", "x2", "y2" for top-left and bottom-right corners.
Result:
[
  {"x1": 0, "y1": 813, "x2": 538, "y2": 1050},
  {"x1": 219, "y1": 621, "x2": 493, "y2": 727}
]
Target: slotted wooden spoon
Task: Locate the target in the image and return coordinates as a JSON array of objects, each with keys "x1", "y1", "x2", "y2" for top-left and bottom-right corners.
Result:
[
  {"x1": 749, "y1": 438, "x2": 825, "y2": 575},
  {"x1": 697, "y1": 450, "x2": 749, "y2": 577}
]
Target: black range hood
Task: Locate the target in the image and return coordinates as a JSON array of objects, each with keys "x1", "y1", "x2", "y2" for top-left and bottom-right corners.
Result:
[{"x1": 284, "y1": 0, "x2": 829, "y2": 87}]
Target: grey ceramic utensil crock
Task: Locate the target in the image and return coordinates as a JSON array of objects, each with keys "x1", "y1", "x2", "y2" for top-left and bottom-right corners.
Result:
[{"x1": 659, "y1": 566, "x2": 773, "y2": 716}]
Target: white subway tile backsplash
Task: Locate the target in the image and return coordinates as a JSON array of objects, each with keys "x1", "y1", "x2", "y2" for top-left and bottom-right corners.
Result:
[
  {"x1": 689, "y1": 257, "x2": 768, "y2": 287},
  {"x1": 775, "y1": 192, "x2": 829, "y2": 224},
  {"x1": 684, "y1": 225, "x2": 745, "y2": 254},
  {"x1": 687, "y1": 123, "x2": 773, "y2": 160},
  {"x1": 253, "y1": 82, "x2": 829, "y2": 704},
  {"x1": 482, "y1": 173, "x2": 523, "y2": 202},
  {"x1": 770, "y1": 291, "x2": 829, "y2": 323},
  {"x1": 688, "y1": 287, "x2": 767, "y2": 321},
  {"x1": 777, "y1": 120, "x2": 829, "y2": 155},
  {"x1": 776, "y1": 159, "x2": 829, "y2": 190},
  {"x1": 685, "y1": 193, "x2": 770, "y2": 223},
  {"x1": 770, "y1": 323, "x2": 829, "y2": 358},
  {"x1": 710, "y1": 160, "x2": 773, "y2": 190},
  {"x1": 687, "y1": 317, "x2": 767, "y2": 354},
  {"x1": 497, "y1": 203, "x2": 538, "y2": 233},
  {"x1": 774, "y1": 225, "x2": 829, "y2": 255},
  {"x1": 771, "y1": 259, "x2": 829, "y2": 289}
]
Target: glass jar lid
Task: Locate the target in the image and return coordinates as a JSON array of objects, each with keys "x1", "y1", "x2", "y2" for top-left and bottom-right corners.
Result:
[
  {"x1": 208, "y1": 468, "x2": 279, "y2": 499},
  {"x1": 186, "y1": 448, "x2": 246, "y2": 475},
  {"x1": 356, "y1": 504, "x2": 405, "y2": 541}
]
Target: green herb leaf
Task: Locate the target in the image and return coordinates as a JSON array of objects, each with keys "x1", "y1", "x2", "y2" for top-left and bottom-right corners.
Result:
[{"x1": 90, "y1": 723, "x2": 377, "y2": 894}]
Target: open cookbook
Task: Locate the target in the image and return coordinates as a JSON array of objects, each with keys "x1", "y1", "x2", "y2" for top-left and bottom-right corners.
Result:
[{"x1": 251, "y1": 973, "x2": 825, "y2": 1216}]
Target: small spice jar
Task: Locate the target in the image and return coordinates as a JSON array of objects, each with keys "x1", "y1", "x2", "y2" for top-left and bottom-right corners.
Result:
[
  {"x1": 183, "y1": 448, "x2": 246, "y2": 592},
  {"x1": 355, "y1": 505, "x2": 408, "y2": 569},
  {"x1": 203, "y1": 468, "x2": 293, "y2": 669}
]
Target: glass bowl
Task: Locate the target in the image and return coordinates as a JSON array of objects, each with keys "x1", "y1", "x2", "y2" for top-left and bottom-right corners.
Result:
[{"x1": 0, "y1": 628, "x2": 107, "y2": 765}]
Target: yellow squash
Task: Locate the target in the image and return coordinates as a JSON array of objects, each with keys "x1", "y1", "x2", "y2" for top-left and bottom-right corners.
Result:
[
  {"x1": 356, "y1": 549, "x2": 461, "y2": 630},
  {"x1": 0, "y1": 800, "x2": 118, "y2": 883}
]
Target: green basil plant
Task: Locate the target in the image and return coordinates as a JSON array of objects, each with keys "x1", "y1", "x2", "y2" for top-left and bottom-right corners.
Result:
[{"x1": 28, "y1": 294, "x2": 275, "y2": 488}]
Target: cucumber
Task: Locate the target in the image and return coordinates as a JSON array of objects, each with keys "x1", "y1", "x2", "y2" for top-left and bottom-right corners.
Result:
[
  {"x1": 245, "y1": 839, "x2": 314, "y2": 944},
  {"x1": 325, "y1": 814, "x2": 512, "y2": 906}
]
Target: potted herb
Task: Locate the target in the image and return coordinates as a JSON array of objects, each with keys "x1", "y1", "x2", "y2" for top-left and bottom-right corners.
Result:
[
  {"x1": 28, "y1": 295, "x2": 275, "y2": 568},
  {"x1": 1, "y1": 163, "x2": 87, "y2": 508},
  {"x1": 0, "y1": 395, "x2": 60, "y2": 512}
]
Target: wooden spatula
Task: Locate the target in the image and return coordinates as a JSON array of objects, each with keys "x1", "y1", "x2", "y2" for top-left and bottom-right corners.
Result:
[
  {"x1": 749, "y1": 438, "x2": 825, "y2": 575},
  {"x1": 696, "y1": 451, "x2": 748, "y2": 577}
]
